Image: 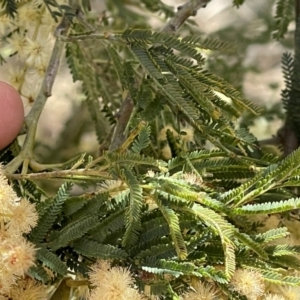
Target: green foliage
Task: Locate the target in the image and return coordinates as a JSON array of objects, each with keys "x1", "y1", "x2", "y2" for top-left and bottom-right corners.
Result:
[
  {"x1": 43, "y1": 0, "x2": 76, "y2": 22},
  {"x1": 233, "y1": 0, "x2": 246, "y2": 7},
  {"x1": 273, "y1": 0, "x2": 294, "y2": 39},
  {"x1": 1, "y1": 0, "x2": 17, "y2": 18},
  {"x1": 131, "y1": 125, "x2": 151, "y2": 154},
  {"x1": 29, "y1": 182, "x2": 72, "y2": 244},
  {"x1": 36, "y1": 247, "x2": 68, "y2": 275},
  {"x1": 4, "y1": 0, "x2": 300, "y2": 299}
]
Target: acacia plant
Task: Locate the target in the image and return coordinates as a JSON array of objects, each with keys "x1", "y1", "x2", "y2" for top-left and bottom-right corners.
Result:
[{"x1": 1, "y1": 0, "x2": 300, "y2": 299}]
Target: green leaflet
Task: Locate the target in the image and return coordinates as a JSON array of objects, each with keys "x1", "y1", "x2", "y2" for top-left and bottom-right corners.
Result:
[
  {"x1": 65, "y1": 42, "x2": 109, "y2": 143},
  {"x1": 234, "y1": 231, "x2": 268, "y2": 259},
  {"x1": 262, "y1": 270, "x2": 300, "y2": 286},
  {"x1": 27, "y1": 263, "x2": 51, "y2": 283},
  {"x1": 73, "y1": 238, "x2": 128, "y2": 259},
  {"x1": 265, "y1": 244, "x2": 300, "y2": 256},
  {"x1": 107, "y1": 44, "x2": 127, "y2": 89},
  {"x1": 180, "y1": 204, "x2": 236, "y2": 279},
  {"x1": 49, "y1": 215, "x2": 99, "y2": 250},
  {"x1": 131, "y1": 124, "x2": 151, "y2": 154},
  {"x1": 63, "y1": 196, "x2": 88, "y2": 217},
  {"x1": 19, "y1": 180, "x2": 45, "y2": 202},
  {"x1": 89, "y1": 208, "x2": 126, "y2": 243},
  {"x1": 36, "y1": 247, "x2": 68, "y2": 275},
  {"x1": 168, "y1": 149, "x2": 226, "y2": 170},
  {"x1": 29, "y1": 182, "x2": 72, "y2": 243},
  {"x1": 121, "y1": 169, "x2": 144, "y2": 248},
  {"x1": 141, "y1": 260, "x2": 195, "y2": 277},
  {"x1": 233, "y1": 198, "x2": 300, "y2": 215},
  {"x1": 281, "y1": 52, "x2": 293, "y2": 124},
  {"x1": 254, "y1": 227, "x2": 290, "y2": 245},
  {"x1": 1, "y1": 0, "x2": 17, "y2": 18},
  {"x1": 154, "y1": 195, "x2": 187, "y2": 260},
  {"x1": 273, "y1": 0, "x2": 294, "y2": 39},
  {"x1": 106, "y1": 151, "x2": 167, "y2": 169}
]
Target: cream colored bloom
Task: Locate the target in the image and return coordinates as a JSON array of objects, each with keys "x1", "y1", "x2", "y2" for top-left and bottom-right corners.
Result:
[
  {"x1": 230, "y1": 268, "x2": 265, "y2": 300},
  {"x1": 8, "y1": 277, "x2": 47, "y2": 300},
  {"x1": 18, "y1": 1, "x2": 43, "y2": 26},
  {"x1": 6, "y1": 198, "x2": 38, "y2": 234},
  {"x1": 1, "y1": 236, "x2": 36, "y2": 276},
  {"x1": 0, "y1": 269, "x2": 17, "y2": 295},
  {"x1": 7, "y1": 65, "x2": 26, "y2": 91},
  {"x1": 0, "y1": 169, "x2": 17, "y2": 200},
  {"x1": 22, "y1": 37, "x2": 51, "y2": 69},
  {"x1": 88, "y1": 260, "x2": 145, "y2": 300},
  {"x1": 277, "y1": 286, "x2": 300, "y2": 300},
  {"x1": 0, "y1": 170, "x2": 17, "y2": 216},
  {"x1": 182, "y1": 281, "x2": 220, "y2": 300},
  {"x1": 0, "y1": 15, "x2": 15, "y2": 36},
  {"x1": 7, "y1": 32, "x2": 28, "y2": 56}
]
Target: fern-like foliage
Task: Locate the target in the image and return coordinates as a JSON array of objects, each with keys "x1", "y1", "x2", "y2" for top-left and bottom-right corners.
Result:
[
  {"x1": 42, "y1": 0, "x2": 75, "y2": 22},
  {"x1": 121, "y1": 169, "x2": 144, "y2": 248},
  {"x1": 131, "y1": 124, "x2": 151, "y2": 154},
  {"x1": 29, "y1": 182, "x2": 72, "y2": 244},
  {"x1": 273, "y1": 0, "x2": 294, "y2": 39},
  {"x1": 36, "y1": 247, "x2": 68, "y2": 275},
  {"x1": 5, "y1": 1, "x2": 300, "y2": 298},
  {"x1": 281, "y1": 52, "x2": 294, "y2": 111},
  {"x1": 65, "y1": 42, "x2": 112, "y2": 143},
  {"x1": 1, "y1": 0, "x2": 17, "y2": 18}
]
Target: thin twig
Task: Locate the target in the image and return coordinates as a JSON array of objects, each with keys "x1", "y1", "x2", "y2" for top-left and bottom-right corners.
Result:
[
  {"x1": 162, "y1": 0, "x2": 211, "y2": 33},
  {"x1": 109, "y1": 94, "x2": 134, "y2": 151},
  {"x1": 58, "y1": 32, "x2": 121, "y2": 42},
  {"x1": 109, "y1": 0, "x2": 211, "y2": 151},
  {"x1": 4, "y1": 17, "x2": 70, "y2": 175},
  {"x1": 7, "y1": 169, "x2": 112, "y2": 181}
]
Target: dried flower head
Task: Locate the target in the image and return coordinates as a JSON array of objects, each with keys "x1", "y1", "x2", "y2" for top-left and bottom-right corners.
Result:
[
  {"x1": 230, "y1": 268, "x2": 265, "y2": 300},
  {"x1": 88, "y1": 260, "x2": 144, "y2": 300}
]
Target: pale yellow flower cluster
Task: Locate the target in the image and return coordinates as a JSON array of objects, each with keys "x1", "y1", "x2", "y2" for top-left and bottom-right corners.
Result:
[
  {"x1": 0, "y1": 0, "x2": 65, "y2": 111},
  {"x1": 0, "y1": 277, "x2": 47, "y2": 300},
  {"x1": 0, "y1": 165, "x2": 39, "y2": 296},
  {"x1": 88, "y1": 260, "x2": 146, "y2": 300},
  {"x1": 230, "y1": 268, "x2": 300, "y2": 300},
  {"x1": 230, "y1": 268, "x2": 265, "y2": 300},
  {"x1": 181, "y1": 281, "x2": 220, "y2": 300}
]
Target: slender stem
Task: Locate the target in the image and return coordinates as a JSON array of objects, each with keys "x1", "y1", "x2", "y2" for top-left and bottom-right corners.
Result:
[
  {"x1": 4, "y1": 17, "x2": 70, "y2": 175},
  {"x1": 7, "y1": 169, "x2": 112, "y2": 181},
  {"x1": 162, "y1": 0, "x2": 211, "y2": 33},
  {"x1": 58, "y1": 32, "x2": 121, "y2": 42},
  {"x1": 109, "y1": 93, "x2": 134, "y2": 151}
]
